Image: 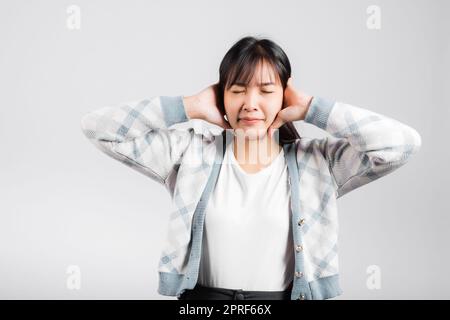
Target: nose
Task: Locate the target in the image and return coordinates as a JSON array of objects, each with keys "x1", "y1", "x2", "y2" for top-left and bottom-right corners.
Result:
[
  {"x1": 243, "y1": 104, "x2": 258, "y2": 112},
  {"x1": 243, "y1": 91, "x2": 259, "y2": 111}
]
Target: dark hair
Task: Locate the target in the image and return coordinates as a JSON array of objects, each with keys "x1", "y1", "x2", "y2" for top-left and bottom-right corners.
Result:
[{"x1": 216, "y1": 36, "x2": 300, "y2": 145}]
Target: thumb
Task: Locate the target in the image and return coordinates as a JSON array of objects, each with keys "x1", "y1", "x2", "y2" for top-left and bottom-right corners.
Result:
[{"x1": 269, "y1": 115, "x2": 285, "y2": 138}]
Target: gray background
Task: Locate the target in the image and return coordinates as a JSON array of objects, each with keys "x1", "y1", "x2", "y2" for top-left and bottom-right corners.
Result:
[{"x1": 0, "y1": 0, "x2": 448, "y2": 299}]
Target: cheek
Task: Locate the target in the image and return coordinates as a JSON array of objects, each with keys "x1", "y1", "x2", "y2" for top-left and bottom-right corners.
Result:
[
  {"x1": 266, "y1": 111, "x2": 279, "y2": 124},
  {"x1": 224, "y1": 97, "x2": 239, "y2": 118},
  {"x1": 270, "y1": 97, "x2": 284, "y2": 117},
  {"x1": 266, "y1": 102, "x2": 283, "y2": 118}
]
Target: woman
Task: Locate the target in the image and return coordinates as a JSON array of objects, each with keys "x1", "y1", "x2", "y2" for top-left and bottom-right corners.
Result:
[{"x1": 81, "y1": 36, "x2": 421, "y2": 300}]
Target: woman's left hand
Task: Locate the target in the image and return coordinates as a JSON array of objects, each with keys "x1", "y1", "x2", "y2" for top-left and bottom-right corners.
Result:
[{"x1": 268, "y1": 77, "x2": 313, "y2": 138}]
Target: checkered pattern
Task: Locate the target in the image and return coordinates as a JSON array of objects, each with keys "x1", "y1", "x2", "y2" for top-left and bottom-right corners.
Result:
[
  {"x1": 81, "y1": 95, "x2": 421, "y2": 293},
  {"x1": 296, "y1": 98, "x2": 421, "y2": 281}
]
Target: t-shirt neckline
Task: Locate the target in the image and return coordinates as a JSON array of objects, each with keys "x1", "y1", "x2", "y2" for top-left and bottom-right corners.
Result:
[{"x1": 228, "y1": 139, "x2": 284, "y2": 177}]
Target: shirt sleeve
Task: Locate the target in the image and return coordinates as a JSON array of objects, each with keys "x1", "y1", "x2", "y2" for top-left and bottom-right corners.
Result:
[
  {"x1": 80, "y1": 95, "x2": 195, "y2": 186},
  {"x1": 303, "y1": 96, "x2": 422, "y2": 199}
]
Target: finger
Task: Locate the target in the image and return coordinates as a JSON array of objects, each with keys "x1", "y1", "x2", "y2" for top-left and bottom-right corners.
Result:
[
  {"x1": 270, "y1": 115, "x2": 285, "y2": 131},
  {"x1": 269, "y1": 125, "x2": 282, "y2": 139},
  {"x1": 269, "y1": 121, "x2": 283, "y2": 139}
]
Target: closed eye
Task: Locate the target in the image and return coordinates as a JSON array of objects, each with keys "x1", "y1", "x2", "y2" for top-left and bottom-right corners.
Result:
[{"x1": 231, "y1": 90, "x2": 274, "y2": 94}]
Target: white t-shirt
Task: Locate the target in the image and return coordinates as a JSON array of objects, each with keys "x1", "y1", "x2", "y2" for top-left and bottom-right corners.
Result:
[{"x1": 198, "y1": 138, "x2": 295, "y2": 291}]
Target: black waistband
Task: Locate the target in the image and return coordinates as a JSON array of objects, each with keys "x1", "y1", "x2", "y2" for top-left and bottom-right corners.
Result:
[{"x1": 180, "y1": 282, "x2": 293, "y2": 300}]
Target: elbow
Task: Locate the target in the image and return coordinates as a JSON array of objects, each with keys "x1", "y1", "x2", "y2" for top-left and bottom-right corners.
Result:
[
  {"x1": 375, "y1": 127, "x2": 422, "y2": 165},
  {"x1": 80, "y1": 114, "x2": 88, "y2": 133},
  {"x1": 409, "y1": 127, "x2": 422, "y2": 155},
  {"x1": 395, "y1": 127, "x2": 422, "y2": 163},
  {"x1": 80, "y1": 113, "x2": 97, "y2": 140}
]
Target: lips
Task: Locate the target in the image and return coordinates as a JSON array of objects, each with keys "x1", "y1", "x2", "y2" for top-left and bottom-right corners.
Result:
[
  {"x1": 239, "y1": 116, "x2": 264, "y2": 121},
  {"x1": 239, "y1": 118, "x2": 264, "y2": 125}
]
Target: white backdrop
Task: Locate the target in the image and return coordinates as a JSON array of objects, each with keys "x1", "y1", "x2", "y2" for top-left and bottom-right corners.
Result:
[{"x1": 0, "y1": 0, "x2": 448, "y2": 299}]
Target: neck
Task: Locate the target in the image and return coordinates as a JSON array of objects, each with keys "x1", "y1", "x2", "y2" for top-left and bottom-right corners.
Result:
[{"x1": 233, "y1": 134, "x2": 281, "y2": 166}]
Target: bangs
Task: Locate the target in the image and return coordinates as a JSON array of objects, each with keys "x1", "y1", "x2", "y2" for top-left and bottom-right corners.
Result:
[{"x1": 224, "y1": 57, "x2": 281, "y2": 90}]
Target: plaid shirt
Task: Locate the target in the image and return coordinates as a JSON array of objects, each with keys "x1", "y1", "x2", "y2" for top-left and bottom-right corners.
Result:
[{"x1": 81, "y1": 94, "x2": 421, "y2": 300}]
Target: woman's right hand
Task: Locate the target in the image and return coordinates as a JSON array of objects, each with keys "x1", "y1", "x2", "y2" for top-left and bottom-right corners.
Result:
[{"x1": 183, "y1": 83, "x2": 232, "y2": 130}]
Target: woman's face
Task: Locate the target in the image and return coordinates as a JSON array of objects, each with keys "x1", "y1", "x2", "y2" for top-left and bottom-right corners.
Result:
[{"x1": 223, "y1": 61, "x2": 284, "y2": 140}]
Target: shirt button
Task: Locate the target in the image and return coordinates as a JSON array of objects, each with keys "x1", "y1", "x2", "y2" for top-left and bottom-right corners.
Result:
[
  {"x1": 298, "y1": 218, "x2": 305, "y2": 226},
  {"x1": 298, "y1": 293, "x2": 306, "y2": 300},
  {"x1": 296, "y1": 244, "x2": 303, "y2": 252},
  {"x1": 295, "y1": 271, "x2": 304, "y2": 278}
]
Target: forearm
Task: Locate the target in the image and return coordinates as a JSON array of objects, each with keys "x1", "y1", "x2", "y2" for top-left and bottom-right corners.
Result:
[
  {"x1": 300, "y1": 95, "x2": 313, "y2": 120},
  {"x1": 182, "y1": 95, "x2": 203, "y2": 120},
  {"x1": 304, "y1": 96, "x2": 421, "y2": 197},
  {"x1": 80, "y1": 96, "x2": 195, "y2": 185},
  {"x1": 81, "y1": 96, "x2": 189, "y2": 143},
  {"x1": 305, "y1": 97, "x2": 421, "y2": 155}
]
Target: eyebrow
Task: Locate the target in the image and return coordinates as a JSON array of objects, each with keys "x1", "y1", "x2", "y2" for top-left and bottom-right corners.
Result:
[{"x1": 233, "y1": 82, "x2": 275, "y2": 87}]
